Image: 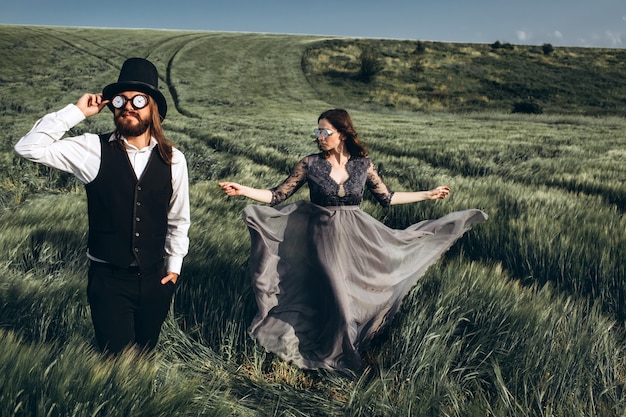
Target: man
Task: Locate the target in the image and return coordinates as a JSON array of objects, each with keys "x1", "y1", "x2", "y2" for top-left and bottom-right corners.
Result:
[{"x1": 14, "y1": 57, "x2": 190, "y2": 355}]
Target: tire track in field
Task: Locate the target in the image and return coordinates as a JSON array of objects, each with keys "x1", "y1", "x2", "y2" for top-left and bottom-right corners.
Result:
[
  {"x1": 54, "y1": 29, "x2": 205, "y2": 116},
  {"x1": 26, "y1": 26, "x2": 127, "y2": 69},
  {"x1": 154, "y1": 34, "x2": 214, "y2": 119},
  {"x1": 28, "y1": 26, "x2": 207, "y2": 119},
  {"x1": 163, "y1": 33, "x2": 334, "y2": 118}
]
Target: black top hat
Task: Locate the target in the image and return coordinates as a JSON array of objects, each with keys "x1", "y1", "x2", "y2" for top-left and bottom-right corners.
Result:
[{"x1": 102, "y1": 57, "x2": 168, "y2": 120}]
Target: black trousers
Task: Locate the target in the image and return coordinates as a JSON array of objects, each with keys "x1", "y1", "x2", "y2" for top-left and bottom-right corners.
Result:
[{"x1": 87, "y1": 261, "x2": 176, "y2": 354}]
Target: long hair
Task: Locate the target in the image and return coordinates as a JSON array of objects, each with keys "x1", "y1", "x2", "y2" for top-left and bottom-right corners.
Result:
[
  {"x1": 318, "y1": 109, "x2": 368, "y2": 158},
  {"x1": 113, "y1": 95, "x2": 173, "y2": 165},
  {"x1": 148, "y1": 97, "x2": 173, "y2": 165}
]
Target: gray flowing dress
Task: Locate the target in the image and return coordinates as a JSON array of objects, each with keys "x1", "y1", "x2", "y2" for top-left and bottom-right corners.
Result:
[{"x1": 243, "y1": 153, "x2": 487, "y2": 371}]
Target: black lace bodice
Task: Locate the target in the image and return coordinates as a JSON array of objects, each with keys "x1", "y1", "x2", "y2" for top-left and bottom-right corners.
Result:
[{"x1": 269, "y1": 153, "x2": 394, "y2": 207}]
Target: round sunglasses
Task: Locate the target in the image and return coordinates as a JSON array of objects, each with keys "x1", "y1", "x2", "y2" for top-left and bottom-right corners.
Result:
[{"x1": 111, "y1": 94, "x2": 149, "y2": 110}]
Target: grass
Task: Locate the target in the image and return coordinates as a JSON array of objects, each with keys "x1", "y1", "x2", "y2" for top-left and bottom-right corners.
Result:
[{"x1": 0, "y1": 24, "x2": 625, "y2": 416}]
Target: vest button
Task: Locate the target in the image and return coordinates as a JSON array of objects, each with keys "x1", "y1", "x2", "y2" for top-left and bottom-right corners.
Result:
[
  {"x1": 136, "y1": 217, "x2": 140, "y2": 221},
  {"x1": 134, "y1": 248, "x2": 139, "y2": 252},
  {"x1": 135, "y1": 232, "x2": 140, "y2": 237},
  {"x1": 137, "y1": 186, "x2": 142, "y2": 191},
  {"x1": 137, "y1": 202, "x2": 141, "y2": 206}
]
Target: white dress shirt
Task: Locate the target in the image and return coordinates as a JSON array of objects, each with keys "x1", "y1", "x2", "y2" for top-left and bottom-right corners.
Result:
[{"x1": 14, "y1": 104, "x2": 190, "y2": 275}]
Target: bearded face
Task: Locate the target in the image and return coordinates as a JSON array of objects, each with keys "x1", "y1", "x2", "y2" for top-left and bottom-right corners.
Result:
[{"x1": 114, "y1": 110, "x2": 151, "y2": 137}]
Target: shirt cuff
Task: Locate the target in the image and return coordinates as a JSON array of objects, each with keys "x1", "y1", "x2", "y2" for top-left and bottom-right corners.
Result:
[{"x1": 166, "y1": 256, "x2": 183, "y2": 275}]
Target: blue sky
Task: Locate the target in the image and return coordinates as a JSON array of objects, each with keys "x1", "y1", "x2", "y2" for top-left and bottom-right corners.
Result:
[{"x1": 1, "y1": 0, "x2": 625, "y2": 48}]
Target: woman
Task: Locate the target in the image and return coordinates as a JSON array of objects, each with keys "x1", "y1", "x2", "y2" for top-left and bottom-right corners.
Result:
[{"x1": 219, "y1": 109, "x2": 487, "y2": 371}]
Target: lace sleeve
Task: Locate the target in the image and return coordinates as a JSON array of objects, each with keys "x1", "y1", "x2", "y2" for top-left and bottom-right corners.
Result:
[
  {"x1": 366, "y1": 160, "x2": 394, "y2": 208},
  {"x1": 269, "y1": 156, "x2": 309, "y2": 206}
]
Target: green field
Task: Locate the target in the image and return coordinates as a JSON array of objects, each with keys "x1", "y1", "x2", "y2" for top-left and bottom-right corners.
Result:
[{"x1": 1, "y1": 25, "x2": 625, "y2": 416}]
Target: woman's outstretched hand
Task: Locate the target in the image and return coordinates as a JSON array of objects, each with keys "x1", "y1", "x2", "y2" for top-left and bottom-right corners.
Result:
[
  {"x1": 218, "y1": 182, "x2": 273, "y2": 204},
  {"x1": 218, "y1": 181, "x2": 244, "y2": 196},
  {"x1": 429, "y1": 186, "x2": 450, "y2": 200}
]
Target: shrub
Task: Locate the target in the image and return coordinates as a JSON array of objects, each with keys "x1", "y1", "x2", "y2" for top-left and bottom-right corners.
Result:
[
  {"x1": 512, "y1": 99, "x2": 543, "y2": 114},
  {"x1": 542, "y1": 43, "x2": 554, "y2": 55},
  {"x1": 414, "y1": 41, "x2": 426, "y2": 55},
  {"x1": 357, "y1": 47, "x2": 384, "y2": 83},
  {"x1": 491, "y1": 41, "x2": 515, "y2": 50}
]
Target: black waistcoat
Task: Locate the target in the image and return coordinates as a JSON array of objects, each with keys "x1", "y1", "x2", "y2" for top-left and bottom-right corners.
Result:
[{"x1": 85, "y1": 134, "x2": 173, "y2": 268}]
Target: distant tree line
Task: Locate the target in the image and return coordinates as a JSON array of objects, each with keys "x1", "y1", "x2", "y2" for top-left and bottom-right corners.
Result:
[{"x1": 492, "y1": 40, "x2": 554, "y2": 56}]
